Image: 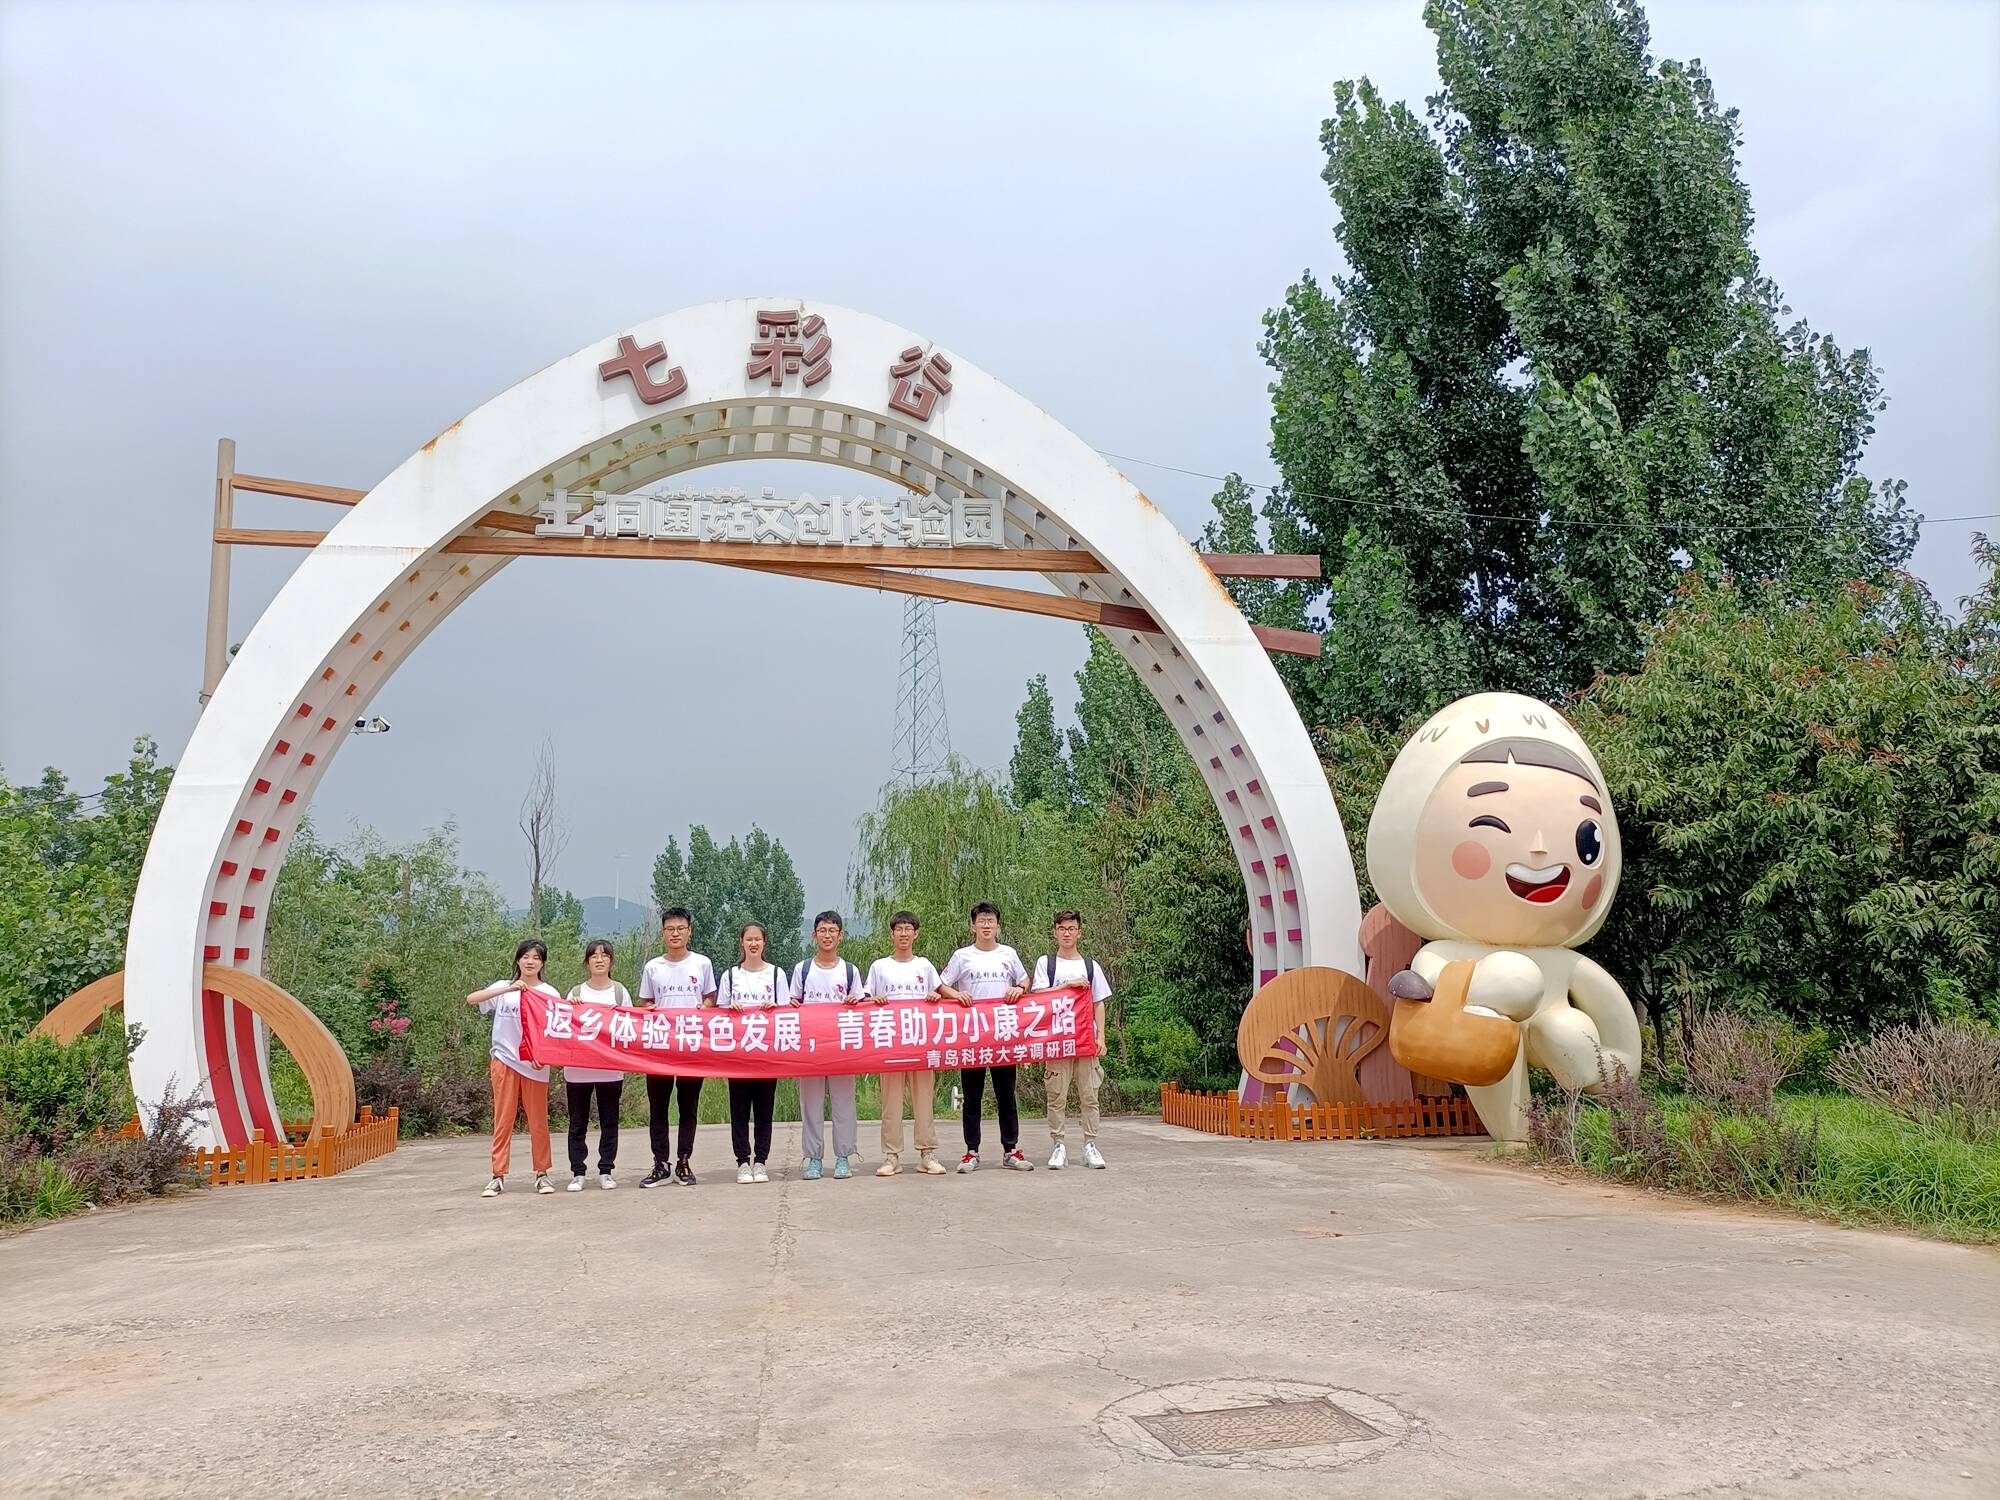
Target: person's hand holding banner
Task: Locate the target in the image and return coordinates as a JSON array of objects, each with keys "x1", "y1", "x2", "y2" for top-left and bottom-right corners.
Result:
[{"x1": 517, "y1": 984, "x2": 1097, "y2": 1080}]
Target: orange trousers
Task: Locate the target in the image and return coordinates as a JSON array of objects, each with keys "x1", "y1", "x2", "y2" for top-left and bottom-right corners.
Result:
[{"x1": 489, "y1": 1058, "x2": 552, "y2": 1177}]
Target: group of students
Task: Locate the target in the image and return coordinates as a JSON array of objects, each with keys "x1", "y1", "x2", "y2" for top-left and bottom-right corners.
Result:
[{"x1": 465, "y1": 902, "x2": 1112, "y2": 1196}]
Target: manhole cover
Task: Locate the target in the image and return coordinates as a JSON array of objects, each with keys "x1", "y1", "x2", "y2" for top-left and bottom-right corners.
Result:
[
  {"x1": 1135, "y1": 1396, "x2": 1379, "y2": 1456},
  {"x1": 1098, "y1": 1379, "x2": 1411, "y2": 1472}
]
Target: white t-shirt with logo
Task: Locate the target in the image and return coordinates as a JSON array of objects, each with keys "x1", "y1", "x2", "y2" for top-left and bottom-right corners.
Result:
[
  {"x1": 479, "y1": 980, "x2": 559, "y2": 1082},
  {"x1": 716, "y1": 963, "x2": 791, "y2": 1008},
  {"x1": 639, "y1": 952, "x2": 716, "y2": 1009},
  {"x1": 941, "y1": 944, "x2": 1028, "y2": 1001},
  {"x1": 1030, "y1": 955, "x2": 1114, "y2": 1004},
  {"x1": 864, "y1": 955, "x2": 941, "y2": 1002},
  {"x1": 791, "y1": 957, "x2": 866, "y2": 1005},
  {"x1": 562, "y1": 979, "x2": 632, "y2": 1085}
]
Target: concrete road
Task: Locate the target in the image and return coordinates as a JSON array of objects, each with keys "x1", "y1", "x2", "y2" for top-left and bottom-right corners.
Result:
[{"x1": 0, "y1": 1118, "x2": 1994, "y2": 1499}]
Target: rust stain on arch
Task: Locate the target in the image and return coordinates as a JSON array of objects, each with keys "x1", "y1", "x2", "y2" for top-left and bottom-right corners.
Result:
[
  {"x1": 35, "y1": 967, "x2": 357, "y2": 1135},
  {"x1": 420, "y1": 418, "x2": 463, "y2": 454}
]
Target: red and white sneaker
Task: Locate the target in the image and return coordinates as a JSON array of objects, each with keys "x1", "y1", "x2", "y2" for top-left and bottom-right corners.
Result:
[
  {"x1": 957, "y1": 1151, "x2": 979, "y2": 1174},
  {"x1": 1003, "y1": 1149, "x2": 1035, "y2": 1171}
]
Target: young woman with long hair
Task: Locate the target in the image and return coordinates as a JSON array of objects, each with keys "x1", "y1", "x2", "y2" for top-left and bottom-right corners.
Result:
[
  {"x1": 715, "y1": 921, "x2": 790, "y2": 1183},
  {"x1": 465, "y1": 938, "x2": 560, "y2": 1197},
  {"x1": 563, "y1": 938, "x2": 631, "y2": 1191}
]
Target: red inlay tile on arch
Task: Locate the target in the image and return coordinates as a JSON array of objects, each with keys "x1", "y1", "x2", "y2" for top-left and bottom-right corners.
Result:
[
  {"x1": 1283, "y1": 890, "x2": 1297, "y2": 905},
  {"x1": 1225, "y1": 790, "x2": 1239, "y2": 803},
  {"x1": 262, "y1": 828, "x2": 280, "y2": 843},
  {"x1": 1273, "y1": 853, "x2": 1290, "y2": 869},
  {"x1": 301, "y1": 753, "x2": 315, "y2": 766},
  {"x1": 321, "y1": 717, "x2": 336, "y2": 731},
  {"x1": 1286, "y1": 928, "x2": 1302, "y2": 943},
  {"x1": 280, "y1": 790, "x2": 296, "y2": 804},
  {"x1": 275, "y1": 740, "x2": 290, "y2": 755},
  {"x1": 296, "y1": 704, "x2": 313, "y2": 718},
  {"x1": 234, "y1": 948, "x2": 250, "y2": 962},
  {"x1": 1257, "y1": 894, "x2": 1272, "y2": 907},
  {"x1": 344, "y1": 685, "x2": 357, "y2": 696},
  {"x1": 220, "y1": 861, "x2": 238, "y2": 876},
  {"x1": 1260, "y1": 969, "x2": 1277, "y2": 985},
  {"x1": 253, "y1": 779, "x2": 271, "y2": 794},
  {"x1": 1250, "y1": 860, "x2": 1265, "y2": 874},
  {"x1": 320, "y1": 668, "x2": 335, "y2": 682},
  {"x1": 1262, "y1": 932, "x2": 1277, "y2": 945},
  {"x1": 234, "y1": 820, "x2": 253, "y2": 836},
  {"x1": 204, "y1": 945, "x2": 221, "y2": 962},
  {"x1": 1238, "y1": 825, "x2": 1253, "y2": 839},
  {"x1": 1260, "y1": 816, "x2": 1277, "y2": 831},
  {"x1": 209, "y1": 901, "x2": 227, "y2": 916},
  {"x1": 1209, "y1": 757, "x2": 1222, "y2": 770},
  {"x1": 1246, "y1": 779, "x2": 1262, "y2": 794},
  {"x1": 239, "y1": 906, "x2": 256, "y2": 920},
  {"x1": 249, "y1": 868, "x2": 266, "y2": 881}
]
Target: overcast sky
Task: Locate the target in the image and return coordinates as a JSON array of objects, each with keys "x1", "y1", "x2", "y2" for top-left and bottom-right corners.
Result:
[{"x1": 2, "y1": 0, "x2": 1994, "y2": 919}]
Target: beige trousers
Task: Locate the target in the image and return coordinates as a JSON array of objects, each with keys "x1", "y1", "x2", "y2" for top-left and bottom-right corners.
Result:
[
  {"x1": 878, "y1": 1069, "x2": 937, "y2": 1159},
  {"x1": 1045, "y1": 1057, "x2": 1101, "y2": 1143}
]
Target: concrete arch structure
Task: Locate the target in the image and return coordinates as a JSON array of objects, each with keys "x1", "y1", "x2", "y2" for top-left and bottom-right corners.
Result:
[{"x1": 126, "y1": 298, "x2": 1362, "y2": 1145}]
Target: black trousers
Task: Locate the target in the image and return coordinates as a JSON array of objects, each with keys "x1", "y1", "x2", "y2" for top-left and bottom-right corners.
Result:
[
  {"x1": 565, "y1": 1079, "x2": 623, "y2": 1176},
  {"x1": 646, "y1": 1073, "x2": 703, "y2": 1166},
  {"x1": 960, "y1": 1065, "x2": 1019, "y2": 1154},
  {"x1": 727, "y1": 1078, "x2": 777, "y2": 1164}
]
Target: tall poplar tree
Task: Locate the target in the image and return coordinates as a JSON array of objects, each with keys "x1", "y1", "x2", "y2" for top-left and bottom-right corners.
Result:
[{"x1": 1252, "y1": 0, "x2": 1915, "y2": 727}]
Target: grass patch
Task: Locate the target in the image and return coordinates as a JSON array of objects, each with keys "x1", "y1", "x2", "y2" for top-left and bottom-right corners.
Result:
[{"x1": 1547, "y1": 1086, "x2": 2000, "y2": 1244}]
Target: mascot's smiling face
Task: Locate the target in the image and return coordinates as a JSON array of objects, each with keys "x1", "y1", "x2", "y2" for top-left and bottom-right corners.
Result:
[
  {"x1": 1367, "y1": 694, "x2": 1622, "y2": 949},
  {"x1": 1411, "y1": 742, "x2": 1617, "y2": 948}
]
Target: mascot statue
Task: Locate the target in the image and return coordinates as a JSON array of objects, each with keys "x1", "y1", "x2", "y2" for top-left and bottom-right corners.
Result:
[{"x1": 1368, "y1": 692, "x2": 1641, "y2": 1143}]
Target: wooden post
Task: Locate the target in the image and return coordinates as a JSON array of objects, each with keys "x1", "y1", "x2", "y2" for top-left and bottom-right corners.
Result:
[{"x1": 202, "y1": 439, "x2": 236, "y2": 704}]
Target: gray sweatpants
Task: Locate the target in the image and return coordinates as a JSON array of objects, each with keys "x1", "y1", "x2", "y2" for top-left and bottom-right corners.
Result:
[{"x1": 799, "y1": 1074, "x2": 858, "y2": 1162}]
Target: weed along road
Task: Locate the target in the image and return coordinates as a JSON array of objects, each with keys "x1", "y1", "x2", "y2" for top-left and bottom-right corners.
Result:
[{"x1": 0, "y1": 1119, "x2": 1994, "y2": 1499}]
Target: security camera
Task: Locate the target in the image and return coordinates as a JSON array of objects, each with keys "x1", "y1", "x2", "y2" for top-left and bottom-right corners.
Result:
[{"x1": 349, "y1": 716, "x2": 392, "y2": 735}]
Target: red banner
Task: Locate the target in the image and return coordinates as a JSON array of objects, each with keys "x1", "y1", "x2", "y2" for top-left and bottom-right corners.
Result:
[{"x1": 516, "y1": 987, "x2": 1097, "y2": 1080}]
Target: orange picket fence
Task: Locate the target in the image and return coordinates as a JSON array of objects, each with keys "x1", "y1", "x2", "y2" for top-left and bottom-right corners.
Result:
[
  {"x1": 1159, "y1": 1082, "x2": 1485, "y2": 1140},
  {"x1": 117, "y1": 1107, "x2": 399, "y2": 1185}
]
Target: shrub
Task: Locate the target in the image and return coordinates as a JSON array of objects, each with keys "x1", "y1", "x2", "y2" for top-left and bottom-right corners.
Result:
[
  {"x1": 0, "y1": 1025, "x2": 138, "y2": 1153},
  {"x1": 1682, "y1": 1009, "x2": 1809, "y2": 1120},
  {"x1": 31, "y1": 1158, "x2": 85, "y2": 1218},
  {"x1": 355, "y1": 1051, "x2": 489, "y2": 1137},
  {"x1": 1829, "y1": 1021, "x2": 2000, "y2": 1141},
  {"x1": 1525, "y1": 1081, "x2": 1587, "y2": 1167},
  {"x1": 1598, "y1": 1069, "x2": 1677, "y2": 1183}
]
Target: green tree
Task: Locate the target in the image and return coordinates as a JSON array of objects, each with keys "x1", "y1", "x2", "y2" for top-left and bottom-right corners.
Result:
[
  {"x1": 1066, "y1": 630, "x2": 1186, "y2": 810},
  {"x1": 848, "y1": 762, "x2": 1095, "y2": 968},
  {"x1": 0, "y1": 738, "x2": 172, "y2": 1036},
  {"x1": 1008, "y1": 674, "x2": 1075, "y2": 809},
  {"x1": 652, "y1": 825, "x2": 807, "y2": 970},
  {"x1": 1572, "y1": 553, "x2": 2000, "y2": 1041},
  {"x1": 1255, "y1": 0, "x2": 1914, "y2": 729}
]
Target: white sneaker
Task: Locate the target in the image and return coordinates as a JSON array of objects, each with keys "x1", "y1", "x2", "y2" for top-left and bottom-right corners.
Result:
[
  {"x1": 1048, "y1": 1142, "x2": 1067, "y2": 1170},
  {"x1": 567, "y1": 1174, "x2": 585, "y2": 1192},
  {"x1": 737, "y1": 1163, "x2": 754, "y2": 1184},
  {"x1": 1084, "y1": 1142, "x2": 1106, "y2": 1170},
  {"x1": 599, "y1": 1174, "x2": 616, "y2": 1190},
  {"x1": 957, "y1": 1151, "x2": 979, "y2": 1174},
  {"x1": 481, "y1": 1176, "x2": 504, "y2": 1197},
  {"x1": 919, "y1": 1154, "x2": 948, "y2": 1176},
  {"x1": 535, "y1": 1174, "x2": 555, "y2": 1195},
  {"x1": 752, "y1": 1163, "x2": 770, "y2": 1183}
]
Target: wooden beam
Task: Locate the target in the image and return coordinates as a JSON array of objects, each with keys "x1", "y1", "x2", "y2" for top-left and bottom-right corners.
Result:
[
  {"x1": 201, "y1": 439, "x2": 235, "y2": 704},
  {"x1": 228, "y1": 473, "x2": 540, "y2": 534},
  {"x1": 719, "y1": 558, "x2": 1322, "y2": 659},
  {"x1": 213, "y1": 523, "x2": 1316, "y2": 579},
  {"x1": 208, "y1": 525, "x2": 1321, "y2": 656}
]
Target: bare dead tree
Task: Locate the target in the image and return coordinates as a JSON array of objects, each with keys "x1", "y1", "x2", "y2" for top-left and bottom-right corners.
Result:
[{"x1": 518, "y1": 738, "x2": 570, "y2": 931}]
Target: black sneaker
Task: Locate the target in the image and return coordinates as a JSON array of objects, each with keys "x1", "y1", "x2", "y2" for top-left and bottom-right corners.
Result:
[
  {"x1": 640, "y1": 1164, "x2": 671, "y2": 1188},
  {"x1": 674, "y1": 1158, "x2": 697, "y2": 1187}
]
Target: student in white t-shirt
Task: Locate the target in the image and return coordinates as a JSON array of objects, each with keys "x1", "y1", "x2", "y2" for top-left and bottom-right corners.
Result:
[
  {"x1": 464, "y1": 938, "x2": 560, "y2": 1198},
  {"x1": 562, "y1": 937, "x2": 631, "y2": 1191},
  {"x1": 865, "y1": 910, "x2": 946, "y2": 1177},
  {"x1": 1030, "y1": 908, "x2": 1113, "y2": 1170},
  {"x1": 790, "y1": 909, "x2": 866, "y2": 1181},
  {"x1": 715, "y1": 921, "x2": 792, "y2": 1183},
  {"x1": 636, "y1": 907, "x2": 716, "y2": 1188},
  {"x1": 938, "y1": 901, "x2": 1032, "y2": 1173}
]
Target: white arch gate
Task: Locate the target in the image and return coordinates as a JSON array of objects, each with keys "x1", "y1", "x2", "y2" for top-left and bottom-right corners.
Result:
[{"x1": 127, "y1": 299, "x2": 1362, "y2": 1146}]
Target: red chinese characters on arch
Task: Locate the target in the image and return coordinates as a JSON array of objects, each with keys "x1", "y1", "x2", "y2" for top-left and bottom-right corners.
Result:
[
  {"x1": 598, "y1": 334, "x2": 687, "y2": 406},
  {"x1": 888, "y1": 345, "x2": 954, "y2": 422},
  {"x1": 747, "y1": 309, "x2": 833, "y2": 390}
]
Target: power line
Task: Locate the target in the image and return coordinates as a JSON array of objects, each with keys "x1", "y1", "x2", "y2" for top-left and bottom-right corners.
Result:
[{"x1": 1096, "y1": 449, "x2": 1998, "y2": 537}]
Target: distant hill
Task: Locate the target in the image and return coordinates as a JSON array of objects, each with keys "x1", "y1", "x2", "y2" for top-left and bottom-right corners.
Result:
[{"x1": 507, "y1": 895, "x2": 657, "y2": 936}]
